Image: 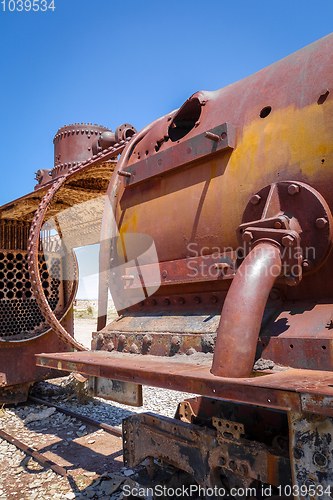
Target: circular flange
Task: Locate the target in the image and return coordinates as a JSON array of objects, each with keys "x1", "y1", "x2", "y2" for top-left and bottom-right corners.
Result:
[{"x1": 241, "y1": 181, "x2": 333, "y2": 273}]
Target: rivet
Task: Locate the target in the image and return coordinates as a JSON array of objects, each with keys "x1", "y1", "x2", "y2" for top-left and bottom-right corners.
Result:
[
  {"x1": 186, "y1": 348, "x2": 196, "y2": 356},
  {"x1": 274, "y1": 221, "x2": 282, "y2": 229},
  {"x1": 151, "y1": 299, "x2": 157, "y2": 306},
  {"x1": 171, "y1": 336, "x2": 181, "y2": 347},
  {"x1": 164, "y1": 298, "x2": 170, "y2": 305},
  {"x1": 162, "y1": 270, "x2": 167, "y2": 279},
  {"x1": 211, "y1": 295, "x2": 218, "y2": 303},
  {"x1": 107, "y1": 341, "x2": 114, "y2": 352},
  {"x1": 269, "y1": 290, "x2": 279, "y2": 301},
  {"x1": 194, "y1": 296, "x2": 201, "y2": 304},
  {"x1": 250, "y1": 194, "x2": 261, "y2": 205},
  {"x1": 178, "y1": 297, "x2": 185, "y2": 304},
  {"x1": 288, "y1": 184, "x2": 300, "y2": 195},
  {"x1": 143, "y1": 334, "x2": 153, "y2": 346},
  {"x1": 313, "y1": 452, "x2": 327, "y2": 467},
  {"x1": 130, "y1": 343, "x2": 139, "y2": 354},
  {"x1": 118, "y1": 334, "x2": 126, "y2": 345},
  {"x1": 316, "y1": 217, "x2": 328, "y2": 229}
]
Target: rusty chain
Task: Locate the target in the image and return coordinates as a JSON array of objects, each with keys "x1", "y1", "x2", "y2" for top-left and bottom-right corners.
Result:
[{"x1": 27, "y1": 138, "x2": 133, "y2": 351}]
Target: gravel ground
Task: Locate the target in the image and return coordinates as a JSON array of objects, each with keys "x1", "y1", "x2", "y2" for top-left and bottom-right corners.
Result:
[
  {"x1": 0, "y1": 315, "x2": 197, "y2": 500},
  {"x1": 0, "y1": 380, "x2": 195, "y2": 500}
]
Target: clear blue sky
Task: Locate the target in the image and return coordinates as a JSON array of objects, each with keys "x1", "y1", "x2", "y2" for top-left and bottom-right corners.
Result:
[{"x1": 0, "y1": 0, "x2": 333, "y2": 206}]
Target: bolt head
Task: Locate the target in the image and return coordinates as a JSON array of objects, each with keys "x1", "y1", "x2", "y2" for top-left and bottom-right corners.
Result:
[
  {"x1": 302, "y1": 259, "x2": 311, "y2": 269},
  {"x1": 316, "y1": 217, "x2": 328, "y2": 229},
  {"x1": 250, "y1": 194, "x2": 261, "y2": 205},
  {"x1": 285, "y1": 275, "x2": 297, "y2": 286},
  {"x1": 274, "y1": 221, "x2": 282, "y2": 229},
  {"x1": 288, "y1": 184, "x2": 300, "y2": 195},
  {"x1": 242, "y1": 230, "x2": 253, "y2": 242},
  {"x1": 269, "y1": 290, "x2": 279, "y2": 301},
  {"x1": 282, "y1": 234, "x2": 296, "y2": 247}
]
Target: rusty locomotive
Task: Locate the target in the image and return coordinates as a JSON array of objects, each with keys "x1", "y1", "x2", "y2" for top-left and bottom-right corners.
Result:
[{"x1": 2, "y1": 32, "x2": 333, "y2": 496}]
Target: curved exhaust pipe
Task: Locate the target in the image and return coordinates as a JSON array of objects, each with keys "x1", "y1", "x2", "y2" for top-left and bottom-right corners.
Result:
[{"x1": 211, "y1": 242, "x2": 282, "y2": 378}]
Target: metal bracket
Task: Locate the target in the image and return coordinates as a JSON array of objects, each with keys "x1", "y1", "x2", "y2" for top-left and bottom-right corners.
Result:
[
  {"x1": 212, "y1": 417, "x2": 245, "y2": 441},
  {"x1": 123, "y1": 122, "x2": 236, "y2": 186},
  {"x1": 178, "y1": 400, "x2": 196, "y2": 423},
  {"x1": 237, "y1": 224, "x2": 302, "y2": 285}
]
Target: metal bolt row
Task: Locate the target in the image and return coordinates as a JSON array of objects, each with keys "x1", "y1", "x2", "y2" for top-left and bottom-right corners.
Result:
[{"x1": 139, "y1": 295, "x2": 220, "y2": 307}]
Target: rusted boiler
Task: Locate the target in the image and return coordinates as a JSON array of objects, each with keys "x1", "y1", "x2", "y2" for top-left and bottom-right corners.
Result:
[
  {"x1": 18, "y1": 31, "x2": 333, "y2": 495},
  {"x1": 0, "y1": 122, "x2": 136, "y2": 403}
]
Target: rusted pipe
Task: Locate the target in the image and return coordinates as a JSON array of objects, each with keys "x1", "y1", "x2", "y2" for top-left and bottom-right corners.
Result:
[{"x1": 211, "y1": 242, "x2": 282, "y2": 378}]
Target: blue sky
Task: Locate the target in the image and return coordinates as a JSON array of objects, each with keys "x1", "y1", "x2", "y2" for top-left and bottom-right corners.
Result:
[
  {"x1": 1, "y1": 0, "x2": 333, "y2": 298},
  {"x1": 1, "y1": 0, "x2": 333, "y2": 206}
]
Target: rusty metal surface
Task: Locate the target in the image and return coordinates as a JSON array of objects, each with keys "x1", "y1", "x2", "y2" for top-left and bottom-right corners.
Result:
[
  {"x1": 123, "y1": 252, "x2": 237, "y2": 289},
  {"x1": 109, "y1": 33, "x2": 333, "y2": 312},
  {"x1": 93, "y1": 331, "x2": 217, "y2": 357},
  {"x1": 36, "y1": 349, "x2": 333, "y2": 417},
  {"x1": 123, "y1": 410, "x2": 291, "y2": 489},
  {"x1": 0, "y1": 128, "x2": 132, "y2": 401},
  {"x1": 122, "y1": 122, "x2": 236, "y2": 187},
  {"x1": 87, "y1": 376, "x2": 143, "y2": 406},
  {"x1": 53, "y1": 123, "x2": 111, "y2": 176},
  {"x1": 212, "y1": 242, "x2": 282, "y2": 378},
  {"x1": 0, "y1": 427, "x2": 67, "y2": 476},
  {"x1": 26, "y1": 137, "x2": 134, "y2": 351},
  {"x1": 239, "y1": 181, "x2": 333, "y2": 279},
  {"x1": 289, "y1": 412, "x2": 333, "y2": 498},
  {"x1": 36, "y1": 349, "x2": 333, "y2": 414}
]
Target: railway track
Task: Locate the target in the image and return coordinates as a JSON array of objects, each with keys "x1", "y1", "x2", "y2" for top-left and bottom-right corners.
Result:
[
  {"x1": 0, "y1": 395, "x2": 123, "y2": 478},
  {"x1": 0, "y1": 379, "x2": 196, "y2": 500},
  {"x1": 0, "y1": 395, "x2": 127, "y2": 500}
]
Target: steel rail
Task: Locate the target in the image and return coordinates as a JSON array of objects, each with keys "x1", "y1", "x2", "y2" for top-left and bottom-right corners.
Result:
[
  {"x1": 29, "y1": 395, "x2": 122, "y2": 437},
  {"x1": 0, "y1": 427, "x2": 67, "y2": 476}
]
